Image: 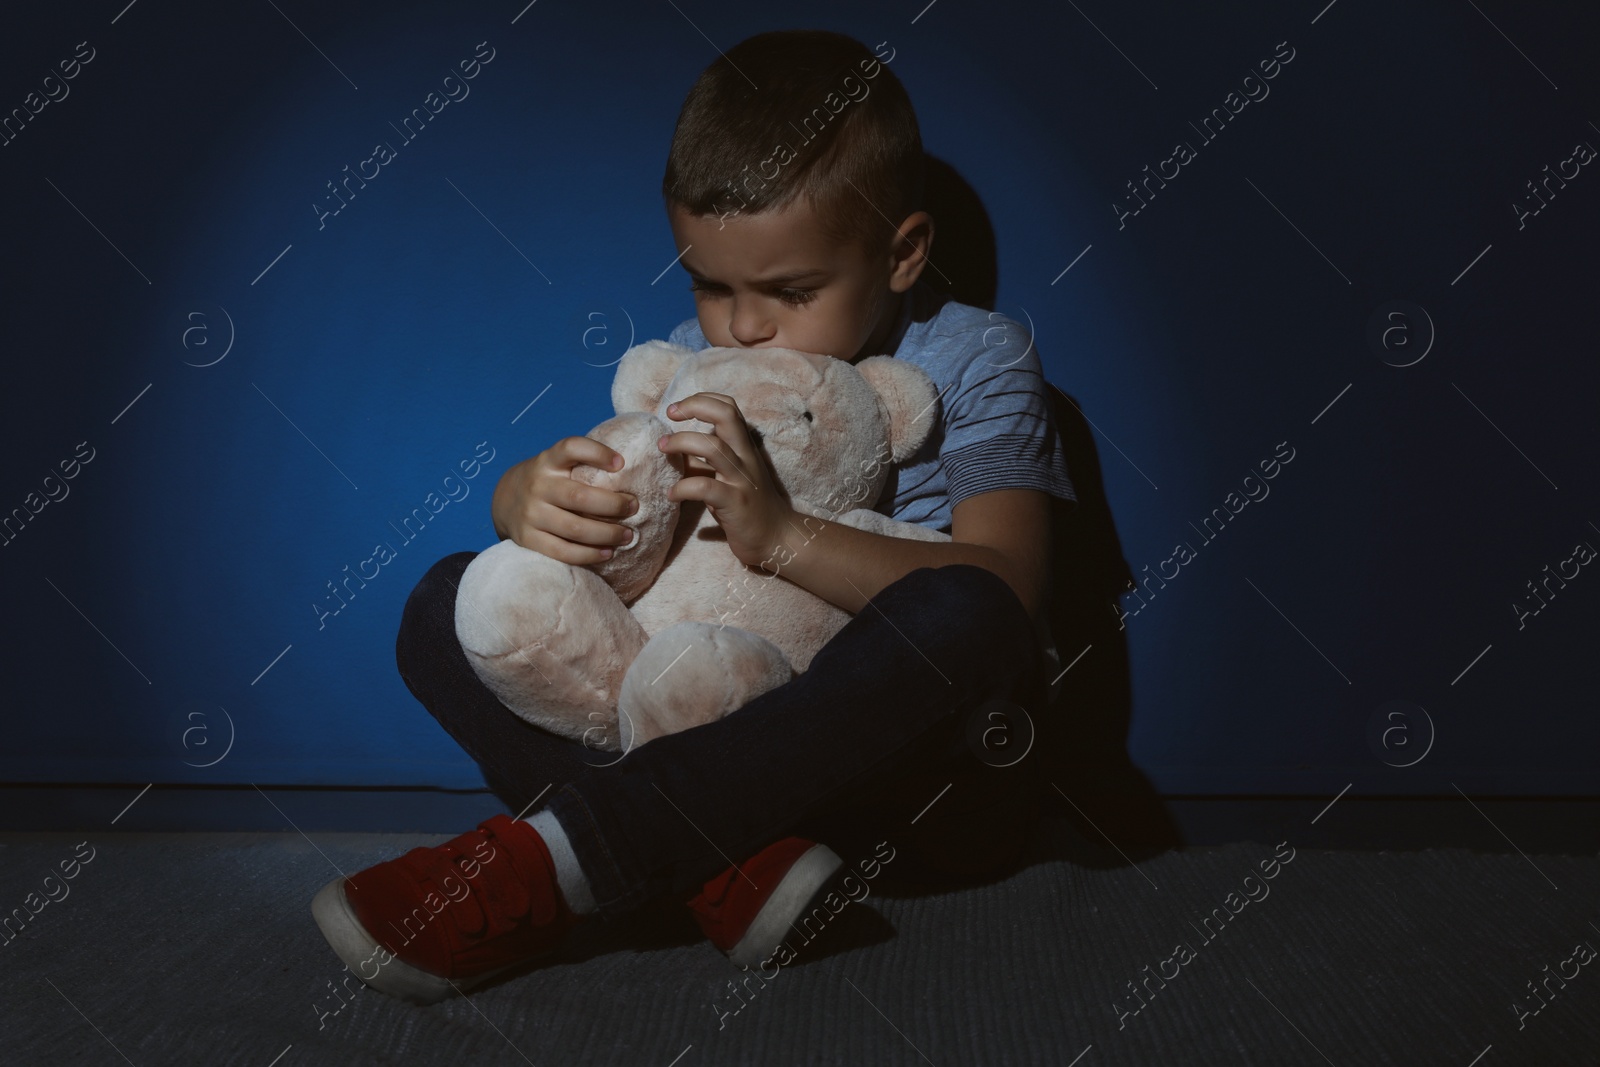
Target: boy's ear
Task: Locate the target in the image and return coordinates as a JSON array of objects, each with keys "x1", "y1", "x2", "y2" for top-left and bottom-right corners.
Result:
[
  {"x1": 612, "y1": 340, "x2": 695, "y2": 415},
  {"x1": 854, "y1": 356, "x2": 940, "y2": 464}
]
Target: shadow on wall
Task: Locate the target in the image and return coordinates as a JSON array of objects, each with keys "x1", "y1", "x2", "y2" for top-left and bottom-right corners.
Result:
[
  {"x1": 923, "y1": 152, "x2": 1183, "y2": 860},
  {"x1": 1042, "y1": 380, "x2": 1183, "y2": 859},
  {"x1": 918, "y1": 154, "x2": 999, "y2": 313}
]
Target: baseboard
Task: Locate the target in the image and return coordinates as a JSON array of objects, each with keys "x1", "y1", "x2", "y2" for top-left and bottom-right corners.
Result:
[
  {"x1": 0, "y1": 784, "x2": 507, "y2": 834},
  {"x1": 0, "y1": 784, "x2": 1596, "y2": 852}
]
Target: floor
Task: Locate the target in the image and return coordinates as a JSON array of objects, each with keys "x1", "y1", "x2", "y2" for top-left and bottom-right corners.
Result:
[{"x1": 1, "y1": 806, "x2": 1596, "y2": 1066}]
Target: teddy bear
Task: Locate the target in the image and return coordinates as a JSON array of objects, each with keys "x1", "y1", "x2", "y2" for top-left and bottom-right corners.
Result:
[{"x1": 453, "y1": 339, "x2": 953, "y2": 753}]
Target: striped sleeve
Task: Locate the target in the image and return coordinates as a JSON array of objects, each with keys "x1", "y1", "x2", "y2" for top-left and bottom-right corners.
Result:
[{"x1": 938, "y1": 319, "x2": 1077, "y2": 511}]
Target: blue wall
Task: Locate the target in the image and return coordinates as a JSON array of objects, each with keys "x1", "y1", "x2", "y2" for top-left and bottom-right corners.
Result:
[{"x1": 2, "y1": 0, "x2": 1595, "y2": 794}]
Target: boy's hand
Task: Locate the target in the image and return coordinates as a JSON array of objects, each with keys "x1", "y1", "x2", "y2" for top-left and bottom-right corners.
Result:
[
  {"x1": 658, "y1": 393, "x2": 796, "y2": 569},
  {"x1": 490, "y1": 437, "x2": 639, "y2": 565}
]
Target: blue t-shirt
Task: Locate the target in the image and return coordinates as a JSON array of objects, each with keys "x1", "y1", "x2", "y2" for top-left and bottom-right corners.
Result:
[{"x1": 665, "y1": 280, "x2": 1077, "y2": 535}]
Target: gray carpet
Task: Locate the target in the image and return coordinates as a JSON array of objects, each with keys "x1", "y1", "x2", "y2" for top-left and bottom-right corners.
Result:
[{"x1": 2, "y1": 821, "x2": 1596, "y2": 1066}]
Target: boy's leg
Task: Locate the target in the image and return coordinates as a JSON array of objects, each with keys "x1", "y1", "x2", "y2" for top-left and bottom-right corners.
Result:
[
  {"x1": 397, "y1": 552, "x2": 1044, "y2": 907},
  {"x1": 789, "y1": 713, "x2": 1045, "y2": 885},
  {"x1": 542, "y1": 561, "x2": 1049, "y2": 917},
  {"x1": 326, "y1": 552, "x2": 1039, "y2": 999}
]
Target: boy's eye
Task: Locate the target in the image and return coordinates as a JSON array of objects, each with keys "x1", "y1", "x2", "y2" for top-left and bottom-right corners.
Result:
[{"x1": 687, "y1": 281, "x2": 816, "y2": 307}]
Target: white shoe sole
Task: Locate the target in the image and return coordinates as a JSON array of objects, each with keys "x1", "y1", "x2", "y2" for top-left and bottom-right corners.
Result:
[
  {"x1": 310, "y1": 877, "x2": 522, "y2": 1005},
  {"x1": 725, "y1": 843, "x2": 844, "y2": 969}
]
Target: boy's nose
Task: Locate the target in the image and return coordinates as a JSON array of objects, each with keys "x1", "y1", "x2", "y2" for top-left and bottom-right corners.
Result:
[{"x1": 727, "y1": 303, "x2": 775, "y2": 346}]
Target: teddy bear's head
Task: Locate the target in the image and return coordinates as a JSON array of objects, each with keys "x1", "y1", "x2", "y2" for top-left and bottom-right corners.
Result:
[{"x1": 611, "y1": 341, "x2": 939, "y2": 513}]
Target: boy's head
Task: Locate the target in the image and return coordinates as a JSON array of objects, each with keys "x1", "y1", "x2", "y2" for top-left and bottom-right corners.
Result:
[{"x1": 662, "y1": 30, "x2": 933, "y2": 364}]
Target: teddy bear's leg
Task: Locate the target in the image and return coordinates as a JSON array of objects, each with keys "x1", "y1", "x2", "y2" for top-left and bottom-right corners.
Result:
[
  {"x1": 572, "y1": 411, "x2": 683, "y2": 604},
  {"x1": 455, "y1": 539, "x2": 649, "y2": 751},
  {"x1": 617, "y1": 622, "x2": 793, "y2": 750}
]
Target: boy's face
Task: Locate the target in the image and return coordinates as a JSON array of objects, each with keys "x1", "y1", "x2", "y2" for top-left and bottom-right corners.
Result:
[{"x1": 668, "y1": 198, "x2": 924, "y2": 364}]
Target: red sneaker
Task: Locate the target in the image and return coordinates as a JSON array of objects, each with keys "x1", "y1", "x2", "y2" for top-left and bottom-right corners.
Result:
[
  {"x1": 687, "y1": 837, "x2": 843, "y2": 968},
  {"x1": 310, "y1": 813, "x2": 582, "y2": 1004}
]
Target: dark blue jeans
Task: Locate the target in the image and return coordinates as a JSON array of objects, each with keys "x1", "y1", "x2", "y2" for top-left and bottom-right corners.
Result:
[{"x1": 396, "y1": 551, "x2": 1050, "y2": 919}]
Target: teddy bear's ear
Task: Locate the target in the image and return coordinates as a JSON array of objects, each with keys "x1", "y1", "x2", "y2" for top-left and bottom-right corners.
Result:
[
  {"x1": 853, "y1": 356, "x2": 941, "y2": 464},
  {"x1": 611, "y1": 340, "x2": 695, "y2": 416}
]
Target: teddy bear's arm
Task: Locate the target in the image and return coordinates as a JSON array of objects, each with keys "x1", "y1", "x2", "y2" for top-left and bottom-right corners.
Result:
[{"x1": 571, "y1": 411, "x2": 685, "y2": 602}]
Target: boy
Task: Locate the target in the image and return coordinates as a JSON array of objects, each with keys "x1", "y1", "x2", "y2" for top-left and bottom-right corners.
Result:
[{"x1": 311, "y1": 29, "x2": 1077, "y2": 1005}]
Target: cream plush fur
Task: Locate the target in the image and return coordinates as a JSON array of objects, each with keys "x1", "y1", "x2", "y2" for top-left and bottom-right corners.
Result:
[{"x1": 454, "y1": 339, "x2": 952, "y2": 752}]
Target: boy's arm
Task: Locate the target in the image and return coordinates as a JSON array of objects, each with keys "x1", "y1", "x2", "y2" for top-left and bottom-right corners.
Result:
[{"x1": 765, "y1": 488, "x2": 1052, "y2": 623}]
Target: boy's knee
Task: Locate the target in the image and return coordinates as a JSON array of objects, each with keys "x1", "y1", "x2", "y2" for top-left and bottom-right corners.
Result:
[
  {"x1": 885, "y1": 563, "x2": 1032, "y2": 642},
  {"x1": 896, "y1": 562, "x2": 1024, "y2": 612},
  {"x1": 396, "y1": 551, "x2": 478, "y2": 669},
  {"x1": 410, "y1": 552, "x2": 477, "y2": 611}
]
